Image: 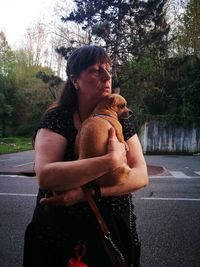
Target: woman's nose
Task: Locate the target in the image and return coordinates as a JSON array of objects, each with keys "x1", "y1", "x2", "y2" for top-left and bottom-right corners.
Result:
[{"x1": 101, "y1": 68, "x2": 111, "y2": 81}]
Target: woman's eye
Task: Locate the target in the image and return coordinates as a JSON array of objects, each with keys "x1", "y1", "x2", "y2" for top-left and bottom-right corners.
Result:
[
  {"x1": 92, "y1": 69, "x2": 100, "y2": 75},
  {"x1": 91, "y1": 67, "x2": 112, "y2": 76}
]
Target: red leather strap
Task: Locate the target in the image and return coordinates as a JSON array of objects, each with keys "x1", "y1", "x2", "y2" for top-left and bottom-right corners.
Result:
[
  {"x1": 82, "y1": 185, "x2": 109, "y2": 236},
  {"x1": 81, "y1": 185, "x2": 128, "y2": 267}
]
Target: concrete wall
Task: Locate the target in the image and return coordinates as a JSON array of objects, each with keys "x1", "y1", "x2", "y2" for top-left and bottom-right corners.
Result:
[{"x1": 139, "y1": 120, "x2": 200, "y2": 154}]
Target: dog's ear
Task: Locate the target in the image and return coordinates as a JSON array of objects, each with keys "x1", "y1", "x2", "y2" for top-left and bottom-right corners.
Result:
[{"x1": 107, "y1": 95, "x2": 116, "y2": 107}]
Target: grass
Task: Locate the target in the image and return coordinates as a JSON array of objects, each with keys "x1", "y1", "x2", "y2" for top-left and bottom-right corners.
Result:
[{"x1": 0, "y1": 137, "x2": 33, "y2": 154}]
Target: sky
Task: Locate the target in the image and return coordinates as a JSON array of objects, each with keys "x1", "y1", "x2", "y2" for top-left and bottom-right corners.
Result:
[
  {"x1": 0, "y1": 0, "x2": 185, "y2": 49},
  {"x1": 0, "y1": 0, "x2": 58, "y2": 48}
]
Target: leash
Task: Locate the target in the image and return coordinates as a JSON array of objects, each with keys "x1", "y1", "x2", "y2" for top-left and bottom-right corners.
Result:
[{"x1": 81, "y1": 185, "x2": 128, "y2": 267}]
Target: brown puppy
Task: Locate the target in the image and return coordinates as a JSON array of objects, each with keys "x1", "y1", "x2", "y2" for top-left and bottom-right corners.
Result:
[{"x1": 75, "y1": 93, "x2": 133, "y2": 187}]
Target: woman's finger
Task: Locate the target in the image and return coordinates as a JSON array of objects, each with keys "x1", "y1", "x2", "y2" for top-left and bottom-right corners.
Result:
[
  {"x1": 40, "y1": 195, "x2": 65, "y2": 206},
  {"x1": 108, "y1": 127, "x2": 116, "y2": 139},
  {"x1": 40, "y1": 188, "x2": 84, "y2": 206},
  {"x1": 107, "y1": 127, "x2": 118, "y2": 151}
]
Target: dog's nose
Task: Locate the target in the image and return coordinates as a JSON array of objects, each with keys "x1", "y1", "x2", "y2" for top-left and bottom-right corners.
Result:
[{"x1": 128, "y1": 109, "x2": 133, "y2": 116}]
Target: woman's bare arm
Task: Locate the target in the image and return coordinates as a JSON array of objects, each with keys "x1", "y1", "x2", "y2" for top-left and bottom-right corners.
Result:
[
  {"x1": 35, "y1": 128, "x2": 126, "y2": 191},
  {"x1": 39, "y1": 133, "x2": 148, "y2": 206},
  {"x1": 101, "y1": 134, "x2": 148, "y2": 197}
]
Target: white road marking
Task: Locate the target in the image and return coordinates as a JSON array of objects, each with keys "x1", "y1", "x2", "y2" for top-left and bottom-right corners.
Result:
[
  {"x1": 0, "y1": 192, "x2": 199, "y2": 202},
  {"x1": 168, "y1": 171, "x2": 191, "y2": 178},
  {"x1": 0, "y1": 192, "x2": 37, "y2": 197},
  {"x1": 0, "y1": 158, "x2": 18, "y2": 162},
  {"x1": 1, "y1": 173, "x2": 199, "y2": 180},
  {"x1": 194, "y1": 171, "x2": 200, "y2": 176},
  {"x1": 0, "y1": 174, "x2": 35, "y2": 178},
  {"x1": 149, "y1": 175, "x2": 173, "y2": 179},
  {"x1": 149, "y1": 175, "x2": 200, "y2": 179},
  {"x1": 136, "y1": 197, "x2": 200, "y2": 201},
  {"x1": 15, "y1": 162, "x2": 34, "y2": 167}
]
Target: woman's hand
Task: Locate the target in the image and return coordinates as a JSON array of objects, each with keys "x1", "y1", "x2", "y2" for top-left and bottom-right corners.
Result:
[
  {"x1": 107, "y1": 127, "x2": 127, "y2": 170},
  {"x1": 39, "y1": 187, "x2": 85, "y2": 206}
]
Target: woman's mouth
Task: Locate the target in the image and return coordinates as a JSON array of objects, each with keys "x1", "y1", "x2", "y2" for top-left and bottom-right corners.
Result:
[{"x1": 103, "y1": 86, "x2": 111, "y2": 90}]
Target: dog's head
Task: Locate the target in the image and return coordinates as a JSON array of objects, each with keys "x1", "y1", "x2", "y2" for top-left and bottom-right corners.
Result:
[{"x1": 95, "y1": 94, "x2": 133, "y2": 119}]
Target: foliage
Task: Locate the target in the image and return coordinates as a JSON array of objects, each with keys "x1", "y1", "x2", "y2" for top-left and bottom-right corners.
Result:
[
  {"x1": 36, "y1": 71, "x2": 64, "y2": 100},
  {"x1": 61, "y1": 0, "x2": 170, "y2": 89},
  {"x1": 0, "y1": 32, "x2": 15, "y2": 76},
  {"x1": 0, "y1": 32, "x2": 17, "y2": 136},
  {"x1": 0, "y1": 32, "x2": 60, "y2": 137},
  {"x1": 148, "y1": 57, "x2": 199, "y2": 125},
  {"x1": 173, "y1": 0, "x2": 200, "y2": 56},
  {"x1": 119, "y1": 53, "x2": 200, "y2": 131},
  {"x1": 56, "y1": 46, "x2": 76, "y2": 61},
  {"x1": 0, "y1": 1, "x2": 200, "y2": 138},
  {"x1": 164, "y1": 55, "x2": 200, "y2": 118},
  {"x1": 119, "y1": 56, "x2": 157, "y2": 132}
]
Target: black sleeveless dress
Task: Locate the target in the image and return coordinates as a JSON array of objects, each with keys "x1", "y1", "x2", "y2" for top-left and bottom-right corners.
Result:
[{"x1": 23, "y1": 107, "x2": 141, "y2": 267}]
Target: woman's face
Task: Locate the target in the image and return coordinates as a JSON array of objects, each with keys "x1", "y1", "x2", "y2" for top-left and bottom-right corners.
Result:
[{"x1": 75, "y1": 62, "x2": 112, "y2": 102}]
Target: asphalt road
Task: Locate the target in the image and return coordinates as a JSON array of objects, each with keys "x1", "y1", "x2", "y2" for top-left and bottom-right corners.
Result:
[
  {"x1": 0, "y1": 154, "x2": 200, "y2": 267},
  {"x1": 134, "y1": 178, "x2": 200, "y2": 267}
]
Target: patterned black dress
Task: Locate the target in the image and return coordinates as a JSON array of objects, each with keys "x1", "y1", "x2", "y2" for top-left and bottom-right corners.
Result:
[{"x1": 23, "y1": 107, "x2": 141, "y2": 267}]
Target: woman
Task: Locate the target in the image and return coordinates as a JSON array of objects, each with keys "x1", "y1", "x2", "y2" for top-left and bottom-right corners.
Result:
[{"x1": 23, "y1": 45, "x2": 148, "y2": 267}]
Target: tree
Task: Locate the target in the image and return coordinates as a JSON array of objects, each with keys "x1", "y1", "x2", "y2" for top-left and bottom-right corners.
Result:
[
  {"x1": 36, "y1": 71, "x2": 63, "y2": 100},
  {"x1": 13, "y1": 49, "x2": 61, "y2": 135},
  {"x1": 46, "y1": 0, "x2": 90, "y2": 78},
  {"x1": 61, "y1": 0, "x2": 170, "y2": 90},
  {"x1": 0, "y1": 31, "x2": 61, "y2": 136},
  {"x1": 0, "y1": 32, "x2": 16, "y2": 136},
  {"x1": 0, "y1": 77, "x2": 13, "y2": 136},
  {"x1": 22, "y1": 21, "x2": 49, "y2": 67},
  {"x1": 0, "y1": 32, "x2": 15, "y2": 76},
  {"x1": 175, "y1": 0, "x2": 200, "y2": 56}
]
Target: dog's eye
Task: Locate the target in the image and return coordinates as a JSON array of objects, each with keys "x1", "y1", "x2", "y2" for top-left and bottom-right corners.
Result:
[{"x1": 118, "y1": 104, "x2": 125, "y2": 109}]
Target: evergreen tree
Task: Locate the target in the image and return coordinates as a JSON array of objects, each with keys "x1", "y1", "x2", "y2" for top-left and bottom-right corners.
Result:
[
  {"x1": 61, "y1": 0, "x2": 170, "y2": 90},
  {"x1": 176, "y1": 0, "x2": 200, "y2": 56}
]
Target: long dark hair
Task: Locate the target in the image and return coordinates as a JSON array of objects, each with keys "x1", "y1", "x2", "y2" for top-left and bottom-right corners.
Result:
[
  {"x1": 33, "y1": 46, "x2": 111, "y2": 145},
  {"x1": 57, "y1": 45, "x2": 111, "y2": 112}
]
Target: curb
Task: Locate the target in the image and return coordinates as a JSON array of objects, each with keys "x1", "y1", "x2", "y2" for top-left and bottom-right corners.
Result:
[{"x1": 147, "y1": 165, "x2": 170, "y2": 176}]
